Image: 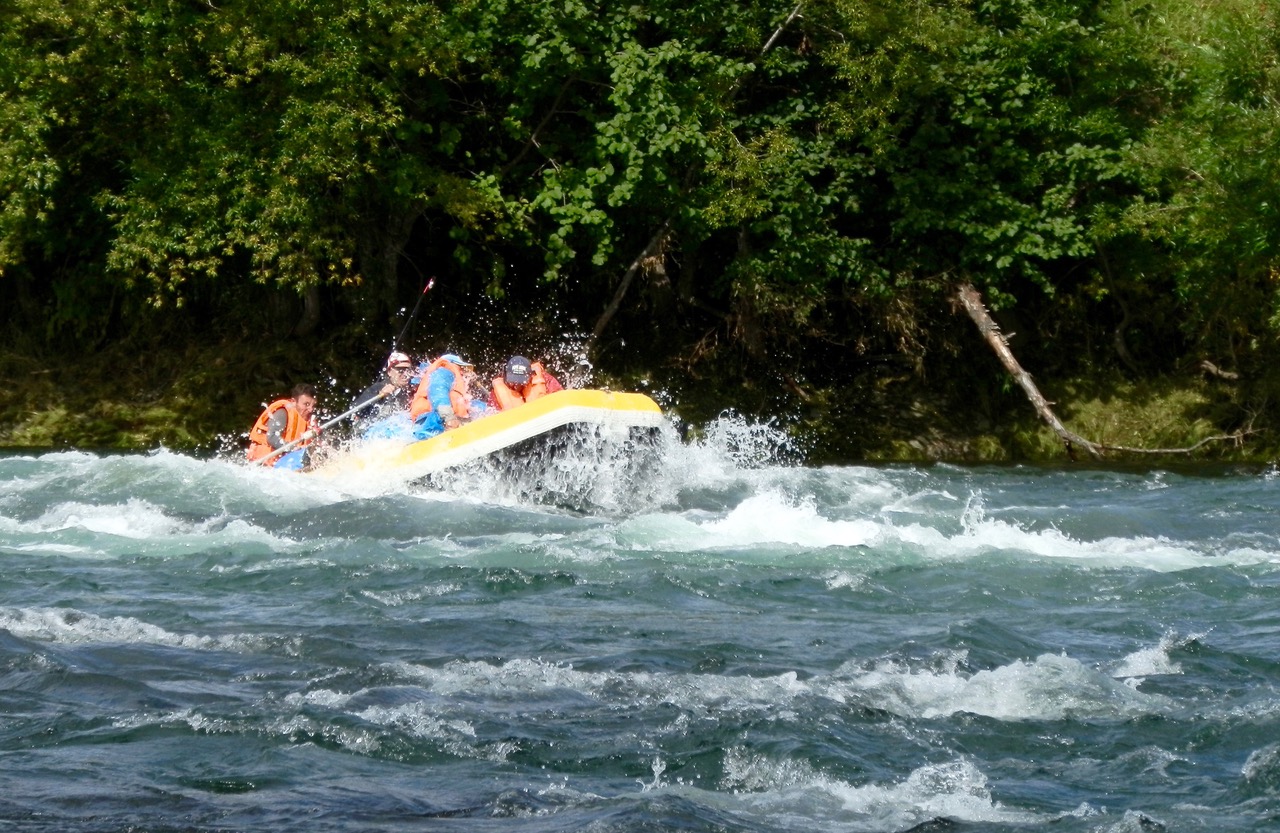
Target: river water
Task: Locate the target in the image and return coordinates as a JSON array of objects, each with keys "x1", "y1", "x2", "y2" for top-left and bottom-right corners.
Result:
[{"x1": 2, "y1": 417, "x2": 1279, "y2": 832}]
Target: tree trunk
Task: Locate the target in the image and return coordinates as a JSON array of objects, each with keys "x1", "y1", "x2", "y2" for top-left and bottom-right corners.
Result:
[
  {"x1": 954, "y1": 282, "x2": 1104, "y2": 460},
  {"x1": 356, "y1": 209, "x2": 420, "y2": 327},
  {"x1": 293, "y1": 284, "x2": 322, "y2": 337},
  {"x1": 587, "y1": 7, "x2": 802, "y2": 354}
]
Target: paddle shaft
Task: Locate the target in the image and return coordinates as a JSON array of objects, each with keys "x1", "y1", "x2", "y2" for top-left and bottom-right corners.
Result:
[{"x1": 391, "y1": 277, "x2": 435, "y2": 354}]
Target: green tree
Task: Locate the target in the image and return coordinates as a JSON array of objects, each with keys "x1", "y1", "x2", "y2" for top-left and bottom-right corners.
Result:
[{"x1": 1113, "y1": 0, "x2": 1280, "y2": 367}]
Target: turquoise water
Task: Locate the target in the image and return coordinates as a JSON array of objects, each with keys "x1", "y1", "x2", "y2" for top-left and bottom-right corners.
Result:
[{"x1": 2, "y1": 420, "x2": 1279, "y2": 832}]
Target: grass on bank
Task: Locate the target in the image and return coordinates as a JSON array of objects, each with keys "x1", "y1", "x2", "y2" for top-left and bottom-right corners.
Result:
[{"x1": 865, "y1": 374, "x2": 1258, "y2": 464}]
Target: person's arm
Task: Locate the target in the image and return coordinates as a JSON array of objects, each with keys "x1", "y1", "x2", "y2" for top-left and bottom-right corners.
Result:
[
  {"x1": 352, "y1": 379, "x2": 393, "y2": 414},
  {"x1": 265, "y1": 408, "x2": 290, "y2": 449},
  {"x1": 428, "y1": 370, "x2": 460, "y2": 428},
  {"x1": 435, "y1": 403, "x2": 459, "y2": 428}
]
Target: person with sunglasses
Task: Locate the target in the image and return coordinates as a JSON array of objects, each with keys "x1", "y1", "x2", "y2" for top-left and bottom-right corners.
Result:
[{"x1": 348, "y1": 351, "x2": 418, "y2": 439}]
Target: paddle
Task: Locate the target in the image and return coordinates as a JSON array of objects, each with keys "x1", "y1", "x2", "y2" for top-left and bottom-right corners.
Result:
[
  {"x1": 391, "y1": 277, "x2": 435, "y2": 355},
  {"x1": 255, "y1": 390, "x2": 392, "y2": 467}
]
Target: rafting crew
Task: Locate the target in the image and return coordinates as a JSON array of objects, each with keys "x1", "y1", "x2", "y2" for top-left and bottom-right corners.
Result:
[
  {"x1": 246, "y1": 383, "x2": 320, "y2": 470},
  {"x1": 246, "y1": 352, "x2": 570, "y2": 467},
  {"x1": 396, "y1": 352, "x2": 568, "y2": 434}
]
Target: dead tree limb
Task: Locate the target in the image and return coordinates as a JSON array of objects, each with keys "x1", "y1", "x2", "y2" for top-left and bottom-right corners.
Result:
[
  {"x1": 501, "y1": 79, "x2": 573, "y2": 180},
  {"x1": 956, "y1": 282, "x2": 1256, "y2": 459},
  {"x1": 957, "y1": 282, "x2": 1105, "y2": 460},
  {"x1": 1097, "y1": 433, "x2": 1252, "y2": 455},
  {"x1": 762, "y1": 3, "x2": 805, "y2": 53},
  {"x1": 1198, "y1": 359, "x2": 1239, "y2": 381}
]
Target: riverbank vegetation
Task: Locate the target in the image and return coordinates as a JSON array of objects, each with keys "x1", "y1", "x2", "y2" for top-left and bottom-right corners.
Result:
[{"x1": 3, "y1": 0, "x2": 1279, "y2": 463}]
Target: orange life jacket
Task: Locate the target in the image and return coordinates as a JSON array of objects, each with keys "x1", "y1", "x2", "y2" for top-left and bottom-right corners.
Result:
[
  {"x1": 490, "y1": 362, "x2": 550, "y2": 411},
  {"x1": 246, "y1": 399, "x2": 315, "y2": 463},
  {"x1": 409, "y1": 358, "x2": 472, "y2": 422}
]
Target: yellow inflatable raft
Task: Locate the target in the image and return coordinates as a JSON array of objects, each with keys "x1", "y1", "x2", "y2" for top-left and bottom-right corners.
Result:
[{"x1": 311, "y1": 389, "x2": 665, "y2": 482}]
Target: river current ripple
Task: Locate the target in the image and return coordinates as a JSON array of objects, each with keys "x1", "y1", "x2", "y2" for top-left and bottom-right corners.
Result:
[{"x1": 1, "y1": 420, "x2": 1279, "y2": 832}]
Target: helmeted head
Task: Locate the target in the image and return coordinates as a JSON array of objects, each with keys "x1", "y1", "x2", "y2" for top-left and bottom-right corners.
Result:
[
  {"x1": 504, "y1": 356, "x2": 532, "y2": 386},
  {"x1": 385, "y1": 351, "x2": 414, "y2": 386}
]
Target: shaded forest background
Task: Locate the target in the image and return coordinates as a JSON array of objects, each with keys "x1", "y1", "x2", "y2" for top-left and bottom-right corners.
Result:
[{"x1": 2, "y1": 0, "x2": 1279, "y2": 463}]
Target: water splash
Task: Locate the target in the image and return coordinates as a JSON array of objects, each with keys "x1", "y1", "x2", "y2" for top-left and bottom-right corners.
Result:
[
  {"x1": 719, "y1": 750, "x2": 1039, "y2": 830},
  {"x1": 0, "y1": 606, "x2": 280, "y2": 652},
  {"x1": 1111, "y1": 631, "x2": 1198, "y2": 681},
  {"x1": 317, "y1": 410, "x2": 801, "y2": 515}
]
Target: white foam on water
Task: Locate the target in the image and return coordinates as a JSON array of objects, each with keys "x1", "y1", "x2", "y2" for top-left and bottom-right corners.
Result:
[
  {"x1": 280, "y1": 687, "x2": 514, "y2": 761},
  {"x1": 953, "y1": 522, "x2": 1226, "y2": 570},
  {"x1": 113, "y1": 706, "x2": 386, "y2": 756},
  {"x1": 4, "y1": 498, "x2": 313, "y2": 559},
  {"x1": 718, "y1": 750, "x2": 1038, "y2": 830},
  {"x1": 0, "y1": 606, "x2": 271, "y2": 652},
  {"x1": 214, "y1": 451, "x2": 388, "y2": 512},
  {"x1": 356, "y1": 702, "x2": 514, "y2": 762},
  {"x1": 1111, "y1": 631, "x2": 1194, "y2": 680},
  {"x1": 382, "y1": 646, "x2": 1175, "y2": 726},
  {"x1": 609, "y1": 513, "x2": 712, "y2": 551},
  {"x1": 700, "y1": 493, "x2": 883, "y2": 549},
  {"x1": 285, "y1": 688, "x2": 358, "y2": 709},
  {"x1": 0, "y1": 448, "x2": 337, "y2": 514},
  {"x1": 615, "y1": 492, "x2": 882, "y2": 552},
  {"x1": 201, "y1": 448, "x2": 424, "y2": 517},
  {"x1": 959, "y1": 515, "x2": 1280, "y2": 570},
  {"x1": 0, "y1": 449, "x2": 377, "y2": 560},
  {"x1": 33, "y1": 498, "x2": 189, "y2": 539},
  {"x1": 822, "y1": 570, "x2": 868, "y2": 590},
  {"x1": 608, "y1": 481, "x2": 1280, "y2": 572},
  {"x1": 355, "y1": 700, "x2": 477, "y2": 742},
  {"x1": 830, "y1": 651, "x2": 1172, "y2": 721},
  {"x1": 386, "y1": 657, "x2": 817, "y2": 725}
]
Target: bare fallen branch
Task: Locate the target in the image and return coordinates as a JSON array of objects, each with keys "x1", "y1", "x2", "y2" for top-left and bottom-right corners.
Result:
[
  {"x1": 955, "y1": 282, "x2": 1251, "y2": 460},
  {"x1": 956, "y1": 282, "x2": 1104, "y2": 459},
  {"x1": 1198, "y1": 359, "x2": 1240, "y2": 381},
  {"x1": 762, "y1": 3, "x2": 804, "y2": 54},
  {"x1": 1095, "y1": 431, "x2": 1255, "y2": 455}
]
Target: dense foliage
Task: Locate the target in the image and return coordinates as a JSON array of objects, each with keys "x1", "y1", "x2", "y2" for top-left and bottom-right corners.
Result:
[{"x1": 2, "y1": 0, "x2": 1278, "y2": 454}]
